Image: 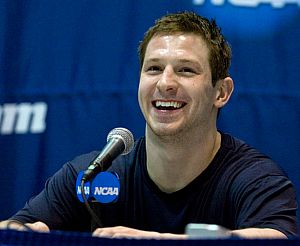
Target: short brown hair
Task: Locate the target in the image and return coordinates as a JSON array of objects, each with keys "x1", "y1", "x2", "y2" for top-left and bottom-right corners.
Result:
[{"x1": 138, "y1": 11, "x2": 231, "y2": 86}]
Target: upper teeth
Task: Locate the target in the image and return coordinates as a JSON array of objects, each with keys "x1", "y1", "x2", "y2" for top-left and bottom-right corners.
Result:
[{"x1": 155, "y1": 101, "x2": 183, "y2": 108}]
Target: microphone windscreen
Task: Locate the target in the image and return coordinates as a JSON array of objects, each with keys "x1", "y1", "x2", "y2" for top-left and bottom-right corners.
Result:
[{"x1": 107, "y1": 127, "x2": 134, "y2": 155}]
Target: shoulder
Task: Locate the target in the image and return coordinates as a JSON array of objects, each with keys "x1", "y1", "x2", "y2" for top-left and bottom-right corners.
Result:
[
  {"x1": 219, "y1": 132, "x2": 287, "y2": 177},
  {"x1": 216, "y1": 132, "x2": 295, "y2": 198}
]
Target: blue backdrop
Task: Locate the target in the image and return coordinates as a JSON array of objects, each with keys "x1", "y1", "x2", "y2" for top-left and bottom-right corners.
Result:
[{"x1": 0, "y1": 0, "x2": 299, "y2": 227}]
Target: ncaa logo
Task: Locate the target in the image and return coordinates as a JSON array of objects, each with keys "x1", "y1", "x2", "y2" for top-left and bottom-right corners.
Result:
[
  {"x1": 193, "y1": 0, "x2": 300, "y2": 8},
  {"x1": 92, "y1": 172, "x2": 120, "y2": 204},
  {"x1": 192, "y1": 0, "x2": 300, "y2": 38}
]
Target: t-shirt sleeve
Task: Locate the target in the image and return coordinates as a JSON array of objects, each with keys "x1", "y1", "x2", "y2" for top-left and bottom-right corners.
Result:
[
  {"x1": 232, "y1": 163, "x2": 298, "y2": 237},
  {"x1": 10, "y1": 161, "x2": 91, "y2": 232}
]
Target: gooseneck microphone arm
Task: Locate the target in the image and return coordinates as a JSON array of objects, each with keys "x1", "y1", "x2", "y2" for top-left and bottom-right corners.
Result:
[
  {"x1": 81, "y1": 127, "x2": 134, "y2": 182},
  {"x1": 82, "y1": 137, "x2": 125, "y2": 182}
]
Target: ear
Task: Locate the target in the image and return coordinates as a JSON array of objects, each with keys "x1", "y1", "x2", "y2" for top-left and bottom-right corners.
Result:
[{"x1": 214, "y1": 77, "x2": 234, "y2": 109}]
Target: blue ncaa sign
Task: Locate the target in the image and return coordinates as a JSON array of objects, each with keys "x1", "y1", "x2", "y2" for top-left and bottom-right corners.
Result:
[
  {"x1": 192, "y1": 0, "x2": 300, "y2": 38},
  {"x1": 92, "y1": 172, "x2": 120, "y2": 204}
]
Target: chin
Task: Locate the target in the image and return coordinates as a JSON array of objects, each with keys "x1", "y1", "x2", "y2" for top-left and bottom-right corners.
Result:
[{"x1": 148, "y1": 124, "x2": 184, "y2": 137}]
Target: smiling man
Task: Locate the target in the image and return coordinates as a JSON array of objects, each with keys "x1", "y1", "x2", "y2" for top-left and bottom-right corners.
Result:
[
  {"x1": 0, "y1": 12, "x2": 298, "y2": 239},
  {"x1": 138, "y1": 32, "x2": 229, "y2": 194}
]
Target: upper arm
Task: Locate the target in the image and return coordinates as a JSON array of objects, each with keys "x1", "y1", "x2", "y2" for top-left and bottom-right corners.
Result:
[
  {"x1": 232, "y1": 170, "x2": 298, "y2": 237},
  {"x1": 10, "y1": 162, "x2": 91, "y2": 232}
]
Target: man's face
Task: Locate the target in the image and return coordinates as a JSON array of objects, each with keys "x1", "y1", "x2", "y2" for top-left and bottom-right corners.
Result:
[{"x1": 138, "y1": 33, "x2": 219, "y2": 137}]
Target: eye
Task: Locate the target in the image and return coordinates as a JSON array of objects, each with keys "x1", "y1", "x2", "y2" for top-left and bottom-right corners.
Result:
[
  {"x1": 178, "y1": 67, "x2": 197, "y2": 76},
  {"x1": 180, "y1": 67, "x2": 193, "y2": 73},
  {"x1": 145, "y1": 65, "x2": 162, "y2": 74}
]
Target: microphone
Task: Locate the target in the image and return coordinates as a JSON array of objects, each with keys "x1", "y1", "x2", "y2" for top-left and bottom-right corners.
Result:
[{"x1": 81, "y1": 127, "x2": 134, "y2": 182}]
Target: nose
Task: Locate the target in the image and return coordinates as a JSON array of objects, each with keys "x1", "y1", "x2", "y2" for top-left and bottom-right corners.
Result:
[{"x1": 156, "y1": 65, "x2": 179, "y2": 93}]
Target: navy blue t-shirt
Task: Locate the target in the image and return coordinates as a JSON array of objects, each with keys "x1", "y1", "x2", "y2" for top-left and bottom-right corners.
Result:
[{"x1": 11, "y1": 133, "x2": 298, "y2": 236}]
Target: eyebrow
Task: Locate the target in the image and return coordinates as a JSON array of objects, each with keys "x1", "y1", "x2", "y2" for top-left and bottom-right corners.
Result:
[
  {"x1": 144, "y1": 58, "x2": 202, "y2": 65},
  {"x1": 143, "y1": 58, "x2": 160, "y2": 63},
  {"x1": 177, "y1": 59, "x2": 201, "y2": 65}
]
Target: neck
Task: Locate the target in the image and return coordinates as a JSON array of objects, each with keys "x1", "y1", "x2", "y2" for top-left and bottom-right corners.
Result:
[{"x1": 145, "y1": 126, "x2": 221, "y2": 193}]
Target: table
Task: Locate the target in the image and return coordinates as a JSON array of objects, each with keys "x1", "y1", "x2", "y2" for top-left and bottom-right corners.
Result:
[{"x1": 0, "y1": 229, "x2": 299, "y2": 246}]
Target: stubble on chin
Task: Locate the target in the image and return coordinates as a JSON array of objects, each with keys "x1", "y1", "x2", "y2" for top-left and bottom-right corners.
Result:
[{"x1": 146, "y1": 123, "x2": 189, "y2": 144}]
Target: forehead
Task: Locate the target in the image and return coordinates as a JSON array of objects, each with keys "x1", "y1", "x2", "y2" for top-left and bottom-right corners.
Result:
[{"x1": 144, "y1": 33, "x2": 210, "y2": 63}]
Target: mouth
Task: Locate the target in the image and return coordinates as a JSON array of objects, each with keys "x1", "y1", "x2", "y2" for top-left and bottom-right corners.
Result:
[{"x1": 152, "y1": 100, "x2": 187, "y2": 110}]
